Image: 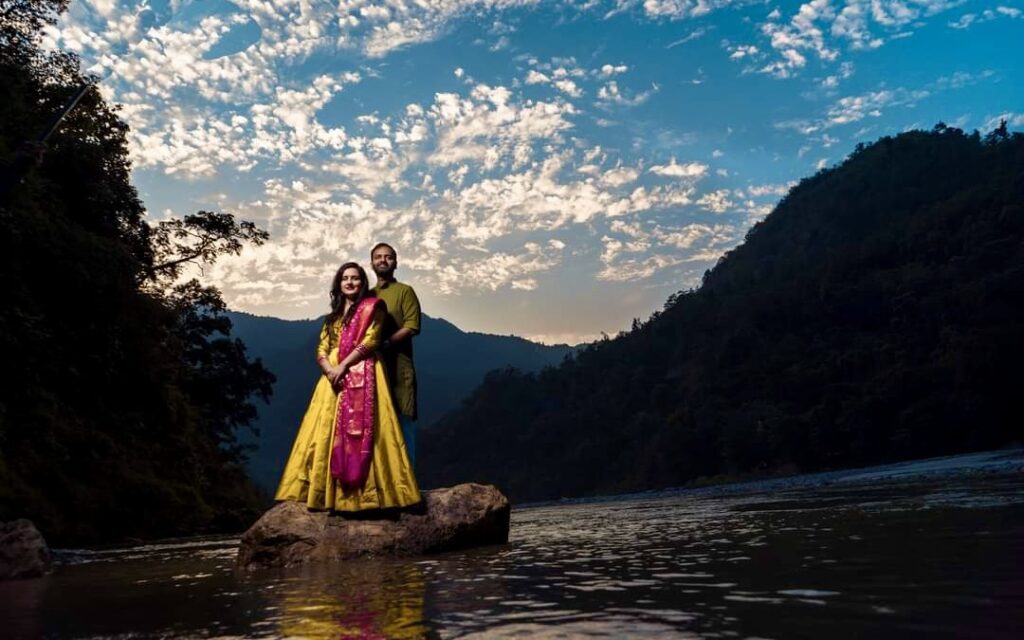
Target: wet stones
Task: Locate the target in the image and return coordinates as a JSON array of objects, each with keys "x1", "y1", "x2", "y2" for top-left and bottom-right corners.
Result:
[
  {"x1": 237, "y1": 483, "x2": 511, "y2": 569},
  {"x1": 0, "y1": 519, "x2": 52, "y2": 580}
]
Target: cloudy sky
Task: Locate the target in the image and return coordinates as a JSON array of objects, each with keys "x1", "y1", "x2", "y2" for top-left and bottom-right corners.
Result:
[{"x1": 47, "y1": 0, "x2": 1022, "y2": 344}]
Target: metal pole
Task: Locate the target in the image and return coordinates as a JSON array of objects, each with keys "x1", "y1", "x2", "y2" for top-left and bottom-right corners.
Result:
[
  {"x1": 0, "y1": 83, "x2": 93, "y2": 199},
  {"x1": 37, "y1": 82, "x2": 92, "y2": 143}
]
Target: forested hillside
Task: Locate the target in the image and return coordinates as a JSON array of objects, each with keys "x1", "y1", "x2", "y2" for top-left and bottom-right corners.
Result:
[
  {"x1": 420, "y1": 125, "x2": 1024, "y2": 500},
  {"x1": 0, "y1": 1, "x2": 272, "y2": 544}
]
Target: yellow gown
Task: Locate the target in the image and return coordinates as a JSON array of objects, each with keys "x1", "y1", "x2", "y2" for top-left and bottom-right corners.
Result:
[{"x1": 275, "y1": 309, "x2": 421, "y2": 511}]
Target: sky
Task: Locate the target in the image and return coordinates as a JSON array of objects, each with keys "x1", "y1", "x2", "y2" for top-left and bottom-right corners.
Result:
[{"x1": 46, "y1": 0, "x2": 1022, "y2": 344}]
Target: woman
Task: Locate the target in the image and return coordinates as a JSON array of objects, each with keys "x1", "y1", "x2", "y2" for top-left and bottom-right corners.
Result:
[{"x1": 275, "y1": 263, "x2": 421, "y2": 511}]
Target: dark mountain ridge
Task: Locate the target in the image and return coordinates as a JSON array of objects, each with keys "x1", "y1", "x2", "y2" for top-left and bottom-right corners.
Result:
[
  {"x1": 227, "y1": 311, "x2": 574, "y2": 490},
  {"x1": 419, "y1": 125, "x2": 1024, "y2": 501}
]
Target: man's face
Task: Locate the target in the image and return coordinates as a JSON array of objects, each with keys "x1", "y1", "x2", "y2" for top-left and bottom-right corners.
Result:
[{"x1": 372, "y1": 246, "x2": 397, "y2": 277}]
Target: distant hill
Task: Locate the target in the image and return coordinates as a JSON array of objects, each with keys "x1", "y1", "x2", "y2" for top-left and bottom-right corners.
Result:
[
  {"x1": 227, "y1": 311, "x2": 574, "y2": 490},
  {"x1": 419, "y1": 125, "x2": 1024, "y2": 501}
]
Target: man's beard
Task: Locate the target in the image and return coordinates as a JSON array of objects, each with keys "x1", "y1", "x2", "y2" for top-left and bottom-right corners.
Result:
[{"x1": 373, "y1": 266, "x2": 396, "y2": 278}]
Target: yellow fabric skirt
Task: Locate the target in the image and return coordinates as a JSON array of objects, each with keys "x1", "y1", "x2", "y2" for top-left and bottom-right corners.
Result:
[{"x1": 274, "y1": 355, "x2": 421, "y2": 511}]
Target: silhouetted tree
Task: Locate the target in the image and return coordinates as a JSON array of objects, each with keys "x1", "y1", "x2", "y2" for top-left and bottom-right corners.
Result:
[{"x1": 0, "y1": 0, "x2": 274, "y2": 543}]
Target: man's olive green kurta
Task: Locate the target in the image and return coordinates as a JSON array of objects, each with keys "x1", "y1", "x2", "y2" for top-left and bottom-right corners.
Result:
[{"x1": 373, "y1": 280, "x2": 421, "y2": 419}]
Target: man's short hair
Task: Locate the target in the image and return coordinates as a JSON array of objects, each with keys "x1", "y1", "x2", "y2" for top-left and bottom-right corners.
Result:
[{"x1": 371, "y1": 242, "x2": 396, "y2": 258}]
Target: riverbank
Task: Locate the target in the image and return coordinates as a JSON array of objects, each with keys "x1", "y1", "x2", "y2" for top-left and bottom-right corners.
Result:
[{"x1": 528, "y1": 448, "x2": 1024, "y2": 508}]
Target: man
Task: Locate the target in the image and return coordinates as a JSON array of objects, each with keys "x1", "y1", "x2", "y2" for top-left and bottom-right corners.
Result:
[{"x1": 370, "y1": 242, "x2": 422, "y2": 468}]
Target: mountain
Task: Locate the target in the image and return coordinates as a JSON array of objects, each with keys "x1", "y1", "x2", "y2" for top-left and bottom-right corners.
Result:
[
  {"x1": 418, "y1": 125, "x2": 1024, "y2": 501},
  {"x1": 227, "y1": 311, "x2": 574, "y2": 490}
]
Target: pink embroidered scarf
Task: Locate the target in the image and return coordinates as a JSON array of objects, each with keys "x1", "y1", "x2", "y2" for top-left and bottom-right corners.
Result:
[{"x1": 330, "y1": 297, "x2": 382, "y2": 489}]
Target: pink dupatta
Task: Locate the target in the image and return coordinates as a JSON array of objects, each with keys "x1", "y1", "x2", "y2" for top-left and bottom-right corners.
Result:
[{"x1": 329, "y1": 297, "x2": 383, "y2": 489}]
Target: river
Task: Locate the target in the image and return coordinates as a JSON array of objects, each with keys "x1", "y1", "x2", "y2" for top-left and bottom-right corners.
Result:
[{"x1": 2, "y1": 452, "x2": 1022, "y2": 638}]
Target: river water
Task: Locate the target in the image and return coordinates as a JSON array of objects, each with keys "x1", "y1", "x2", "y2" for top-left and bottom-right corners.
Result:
[{"x1": 2, "y1": 459, "x2": 1022, "y2": 639}]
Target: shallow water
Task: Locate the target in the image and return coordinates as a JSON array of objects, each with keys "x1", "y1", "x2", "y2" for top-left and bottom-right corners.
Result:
[{"x1": 3, "y1": 472, "x2": 1023, "y2": 639}]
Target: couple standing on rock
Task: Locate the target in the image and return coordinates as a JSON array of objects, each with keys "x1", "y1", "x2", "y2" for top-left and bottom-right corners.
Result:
[{"x1": 274, "y1": 243, "x2": 423, "y2": 512}]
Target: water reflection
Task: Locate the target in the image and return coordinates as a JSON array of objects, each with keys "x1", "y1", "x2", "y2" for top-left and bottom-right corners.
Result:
[
  {"x1": 272, "y1": 563, "x2": 430, "y2": 639},
  {"x1": 0, "y1": 575, "x2": 48, "y2": 638},
  {"x1": 1, "y1": 472, "x2": 1021, "y2": 638}
]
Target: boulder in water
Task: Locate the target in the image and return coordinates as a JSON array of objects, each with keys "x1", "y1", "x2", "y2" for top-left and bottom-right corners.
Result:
[
  {"x1": 237, "y1": 483, "x2": 510, "y2": 569},
  {"x1": 0, "y1": 519, "x2": 52, "y2": 580}
]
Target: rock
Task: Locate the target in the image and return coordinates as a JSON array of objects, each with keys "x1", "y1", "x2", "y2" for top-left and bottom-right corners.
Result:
[
  {"x1": 0, "y1": 519, "x2": 52, "y2": 580},
  {"x1": 237, "y1": 483, "x2": 510, "y2": 569}
]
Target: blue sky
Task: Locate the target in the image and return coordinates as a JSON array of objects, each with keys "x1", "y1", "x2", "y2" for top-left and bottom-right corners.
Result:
[{"x1": 48, "y1": 0, "x2": 1023, "y2": 344}]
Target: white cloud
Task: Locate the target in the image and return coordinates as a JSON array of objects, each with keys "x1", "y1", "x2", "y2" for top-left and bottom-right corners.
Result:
[
  {"x1": 427, "y1": 84, "x2": 577, "y2": 169},
  {"x1": 359, "y1": 5, "x2": 391, "y2": 21},
  {"x1": 597, "y1": 80, "x2": 658, "y2": 107},
  {"x1": 552, "y1": 64, "x2": 586, "y2": 79},
  {"x1": 666, "y1": 26, "x2": 710, "y2": 47},
  {"x1": 124, "y1": 71, "x2": 363, "y2": 179},
  {"x1": 697, "y1": 189, "x2": 734, "y2": 213},
  {"x1": 448, "y1": 164, "x2": 471, "y2": 186},
  {"x1": 54, "y1": 0, "x2": 545, "y2": 66},
  {"x1": 598, "y1": 251, "x2": 681, "y2": 281},
  {"x1": 434, "y1": 241, "x2": 565, "y2": 293},
  {"x1": 746, "y1": 0, "x2": 971, "y2": 77},
  {"x1": 599, "y1": 166, "x2": 641, "y2": 187},
  {"x1": 205, "y1": 128, "x2": 712, "y2": 305},
  {"x1": 745, "y1": 182, "x2": 795, "y2": 197},
  {"x1": 821, "y1": 61, "x2": 856, "y2": 88},
  {"x1": 949, "y1": 6, "x2": 1023, "y2": 29},
  {"x1": 658, "y1": 223, "x2": 734, "y2": 251},
  {"x1": 832, "y1": 1, "x2": 885, "y2": 50},
  {"x1": 729, "y1": 44, "x2": 760, "y2": 59},
  {"x1": 447, "y1": 152, "x2": 695, "y2": 241},
  {"x1": 598, "y1": 63, "x2": 629, "y2": 77},
  {"x1": 948, "y1": 12, "x2": 979, "y2": 29},
  {"x1": 355, "y1": 1, "x2": 544, "y2": 58},
  {"x1": 526, "y1": 69, "x2": 551, "y2": 84},
  {"x1": 935, "y1": 69, "x2": 995, "y2": 90},
  {"x1": 649, "y1": 159, "x2": 709, "y2": 178},
  {"x1": 826, "y1": 87, "x2": 929, "y2": 126},
  {"x1": 584, "y1": 145, "x2": 605, "y2": 163},
  {"x1": 776, "y1": 83, "x2": 937, "y2": 134},
  {"x1": 757, "y1": 0, "x2": 838, "y2": 78},
  {"x1": 981, "y1": 112, "x2": 1024, "y2": 131},
  {"x1": 553, "y1": 78, "x2": 584, "y2": 97},
  {"x1": 596, "y1": 218, "x2": 740, "y2": 282},
  {"x1": 47, "y1": 0, "x2": 1008, "y2": 331},
  {"x1": 637, "y1": 0, "x2": 731, "y2": 19},
  {"x1": 41, "y1": 0, "x2": 735, "y2": 305}
]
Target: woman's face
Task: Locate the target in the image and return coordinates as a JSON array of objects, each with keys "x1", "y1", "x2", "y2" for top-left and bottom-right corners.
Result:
[{"x1": 339, "y1": 267, "x2": 363, "y2": 300}]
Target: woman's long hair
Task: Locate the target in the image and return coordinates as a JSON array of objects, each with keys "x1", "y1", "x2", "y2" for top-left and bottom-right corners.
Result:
[{"x1": 325, "y1": 262, "x2": 371, "y2": 328}]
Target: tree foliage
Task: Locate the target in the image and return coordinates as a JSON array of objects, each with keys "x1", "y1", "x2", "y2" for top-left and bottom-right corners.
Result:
[
  {"x1": 0, "y1": 1, "x2": 273, "y2": 544},
  {"x1": 145, "y1": 211, "x2": 269, "y2": 285},
  {"x1": 420, "y1": 125, "x2": 1024, "y2": 501}
]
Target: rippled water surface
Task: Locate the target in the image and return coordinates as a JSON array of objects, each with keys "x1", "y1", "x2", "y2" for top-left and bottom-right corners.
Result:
[{"x1": 3, "y1": 469, "x2": 1023, "y2": 639}]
